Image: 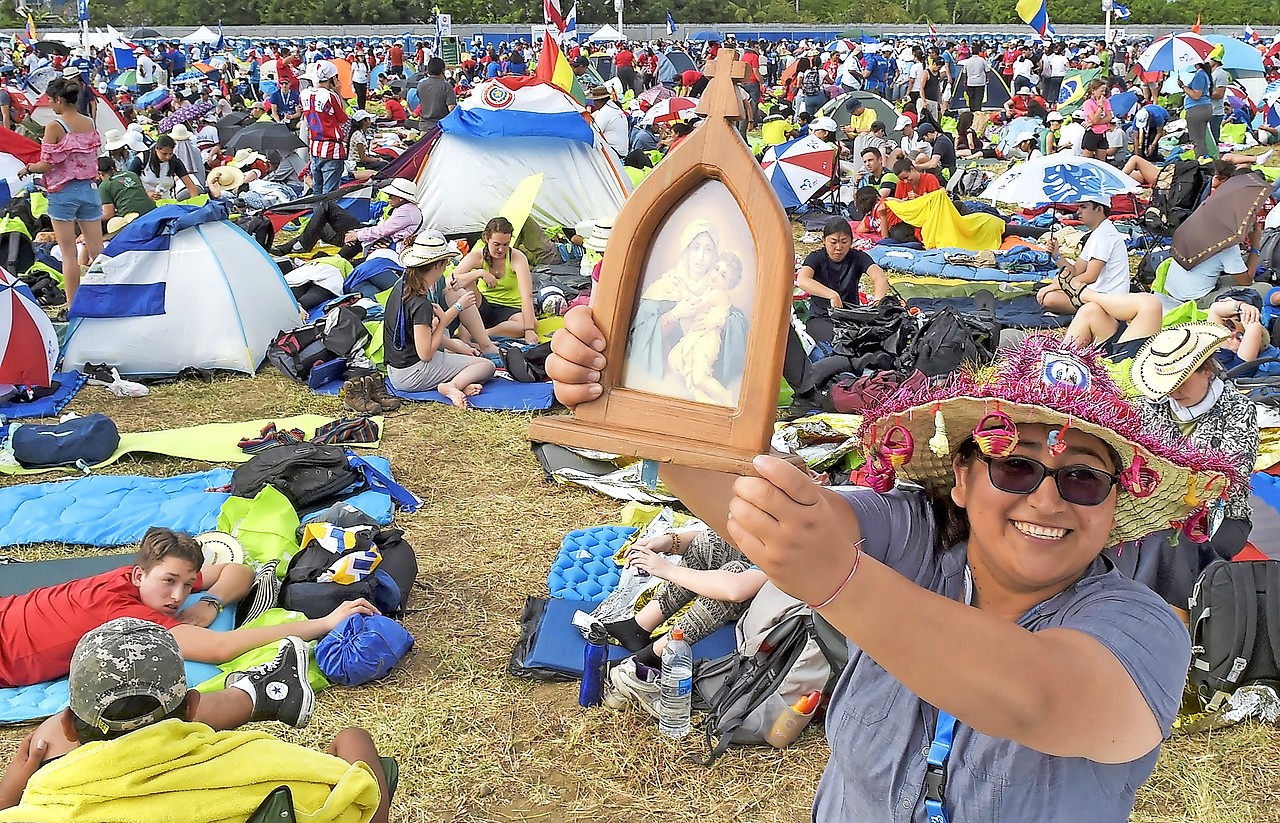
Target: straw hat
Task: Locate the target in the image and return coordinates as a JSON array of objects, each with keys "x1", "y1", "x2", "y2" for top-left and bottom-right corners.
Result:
[
  {"x1": 61, "y1": 66, "x2": 81, "y2": 80},
  {"x1": 399, "y1": 231, "x2": 454, "y2": 268},
  {"x1": 584, "y1": 218, "x2": 613, "y2": 253},
  {"x1": 586, "y1": 85, "x2": 612, "y2": 102},
  {"x1": 1130, "y1": 324, "x2": 1231, "y2": 401},
  {"x1": 856, "y1": 334, "x2": 1239, "y2": 545},
  {"x1": 381, "y1": 178, "x2": 418, "y2": 202},
  {"x1": 104, "y1": 212, "x2": 140, "y2": 239},
  {"x1": 102, "y1": 129, "x2": 128, "y2": 151},
  {"x1": 207, "y1": 164, "x2": 245, "y2": 192},
  {"x1": 230, "y1": 148, "x2": 265, "y2": 167},
  {"x1": 195, "y1": 531, "x2": 245, "y2": 565},
  {"x1": 169, "y1": 123, "x2": 193, "y2": 141}
]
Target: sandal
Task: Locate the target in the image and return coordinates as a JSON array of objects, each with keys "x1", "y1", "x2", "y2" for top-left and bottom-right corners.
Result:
[{"x1": 1057, "y1": 274, "x2": 1085, "y2": 309}]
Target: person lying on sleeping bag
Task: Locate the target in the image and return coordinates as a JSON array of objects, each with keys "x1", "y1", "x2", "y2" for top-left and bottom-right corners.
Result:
[
  {"x1": 0, "y1": 618, "x2": 391, "y2": 823},
  {"x1": 0, "y1": 527, "x2": 377, "y2": 689}
]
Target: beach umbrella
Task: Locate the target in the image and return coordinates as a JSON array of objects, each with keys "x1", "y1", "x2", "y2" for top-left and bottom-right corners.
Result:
[
  {"x1": 0, "y1": 268, "x2": 57, "y2": 388},
  {"x1": 135, "y1": 87, "x2": 171, "y2": 109},
  {"x1": 981, "y1": 154, "x2": 1140, "y2": 207},
  {"x1": 641, "y1": 96, "x2": 698, "y2": 125},
  {"x1": 158, "y1": 101, "x2": 214, "y2": 132},
  {"x1": 1222, "y1": 86, "x2": 1256, "y2": 118},
  {"x1": 760, "y1": 135, "x2": 835, "y2": 210},
  {"x1": 216, "y1": 112, "x2": 256, "y2": 145},
  {"x1": 1261, "y1": 80, "x2": 1280, "y2": 105},
  {"x1": 1137, "y1": 33, "x2": 1214, "y2": 73},
  {"x1": 173, "y1": 69, "x2": 208, "y2": 85},
  {"x1": 225, "y1": 121, "x2": 306, "y2": 152},
  {"x1": 109, "y1": 69, "x2": 137, "y2": 90},
  {"x1": 1172, "y1": 172, "x2": 1269, "y2": 270},
  {"x1": 32, "y1": 41, "x2": 70, "y2": 57},
  {"x1": 636, "y1": 85, "x2": 675, "y2": 107},
  {"x1": 827, "y1": 39, "x2": 856, "y2": 54},
  {"x1": 1205, "y1": 35, "x2": 1265, "y2": 74}
]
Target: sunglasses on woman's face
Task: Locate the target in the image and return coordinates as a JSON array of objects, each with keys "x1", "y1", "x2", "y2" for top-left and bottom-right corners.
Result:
[{"x1": 976, "y1": 453, "x2": 1119, "y2": 507}]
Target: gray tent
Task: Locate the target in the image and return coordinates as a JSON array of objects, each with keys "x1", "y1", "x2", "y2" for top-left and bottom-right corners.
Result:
[{"x1": 816, "y1": 91, "x2": 902, "y2": 142}]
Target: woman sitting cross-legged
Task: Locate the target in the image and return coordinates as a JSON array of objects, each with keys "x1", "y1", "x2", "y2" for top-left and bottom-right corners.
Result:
[{"x1": 382, "y1": 232, "x2": 495, "y2": 408}]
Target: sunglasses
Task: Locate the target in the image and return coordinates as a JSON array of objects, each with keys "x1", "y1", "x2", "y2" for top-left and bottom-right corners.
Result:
[{"x1": 977, "y1": 453, "x2": 1119, "y2": 507}]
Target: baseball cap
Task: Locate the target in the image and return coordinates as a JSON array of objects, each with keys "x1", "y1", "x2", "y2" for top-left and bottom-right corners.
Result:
[
  {"x1": 917, "y1": 122, "x2": 936, "y2": 136},
  {"x1": 69, "y1": 618, "x2": 188, "y2": 735},
  {"x1": 1078, "y1": 192, "x2": 1111, "y2": 209},
  {"x1": 312, "y1": 60, "x2": 339, "y2": 82},
  {"x1": 811, "y1": 116, "x2": 838, "y2": 133},
  {"x1": 895, "y1": 113, "x2": 914, "y2": 131},
  {"x1": 1047, "y1": 110, "x2": 1064, "y2": 122}
]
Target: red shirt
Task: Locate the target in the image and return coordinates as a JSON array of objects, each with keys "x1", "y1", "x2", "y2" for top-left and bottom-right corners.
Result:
[
  {"x1": 0, "y1": 567, "x2": 192, "y2": 687},
  {"x1": 894, "y1": 174, "x2": 940, "y2": 200},
  {"x1": 301, "y1": 86, "x2": 350, "y2": 159},
  {"x1": 614, "y1": 49, "x2": 635, "y2": 68},
  {"x1": 389, "y1": 44, "x2": 404, "y2": 68},
  {"x1": 383, "y1": 97, "x2": 408, "y2": 123}
]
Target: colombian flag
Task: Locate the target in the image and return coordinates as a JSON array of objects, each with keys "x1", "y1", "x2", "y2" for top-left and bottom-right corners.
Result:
[
  {"x1": 1016, "y1": 0, "x2": 1055, "y2": 39},
  {"x1": 17, "y1": 13, "x2": 36, "y2": 45},
  {"x1": 536, "y1": 33, "x2": 584, "y2": 105}
]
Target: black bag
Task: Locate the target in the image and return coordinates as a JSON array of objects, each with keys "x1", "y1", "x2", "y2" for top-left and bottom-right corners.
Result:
[
  {"x1": 1135, "y1": 247, "x2": 1171, "y2": 293},
  {"x1": 267, "y1": 325, "x2": 333, "y2": 383},
  {"x1": 1188, "y1": 560, "x2": 1280, "y2": 711},
  {"x1": 319, "y1": 304, "x2": 371, "y2": 359},
  {"x1": 235, "y1": 214, "x2": 275, "y2": 251},
  {"x1": 903, "y1": 307, "x2": 999, "y2": 377},
  {"x1": 281, "y1": 526, "x2": 418, "y2": 618},
  {"x1": 830, "y1": 299, "x2": 917, "y2": 375},
  {"x1": 503, "y1": 342, "x2": 551, "y2": 382},
  {"x1": 1256, "y1": 226, "x2": 1280, "y2": 285},
  {"x1": 1144, "y1": 159, "x2": 1211, "y2": 235},
  {"x1": 230, "y1": 442, "x2": 362, "y2": 511}
]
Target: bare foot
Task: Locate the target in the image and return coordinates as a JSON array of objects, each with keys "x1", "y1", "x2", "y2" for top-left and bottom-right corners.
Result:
[
  {"x1": 479, "y1": 344, "x2": 501, "y2": 356},
  {"x1": 463, "y1": 383, "x2": 484, "y2": 397},
  {"x1": 437, "y1": 383, "x2": 469, "y2": 408}
]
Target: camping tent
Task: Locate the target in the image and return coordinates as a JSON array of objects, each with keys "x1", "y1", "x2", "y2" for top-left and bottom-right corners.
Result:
[
  {"x1": 407, "y1": 77, "x2": 630, "y2": 235},
  {"x1": 816, "y1": 91, "x2": 903, "y2": 141},
  {"x1": 181, "y1": 26, "x2": 221, "y2": 45},
  {"x1": 588, "y1": 24, "x2": 623, "y2": 43},
  {"x1": 62, "y1": 202, "x2": 300, "y2": 378},
  {"x1": 30, "y1": 90, "x2": 128, "y2": 141},
  {"x1": 948, "y1": 70, "x2": 1011, "y2": 112}
]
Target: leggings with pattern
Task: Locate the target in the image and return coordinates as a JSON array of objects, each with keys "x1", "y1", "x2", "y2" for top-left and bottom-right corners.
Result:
[{"x1": 654, "y1": 531, "x2": 753, "y2": 645}]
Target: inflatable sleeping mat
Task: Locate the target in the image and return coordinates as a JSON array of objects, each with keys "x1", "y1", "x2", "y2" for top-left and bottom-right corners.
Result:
[
  {"x1": 0, "y1": 553, "x2": 235, "y2": 724},
  {"x1": 0, "y1": 372, "x2": 87, "y2": 420},
  {"x1": 314, "y1": 376, "x2": 555, "y2": 411},
  {"x1": 868, "y1": 247, "x2": 1051, "y2": 282},
  {"x1": 906, "y1": 295, "x2": 1069, "y2": 331}
]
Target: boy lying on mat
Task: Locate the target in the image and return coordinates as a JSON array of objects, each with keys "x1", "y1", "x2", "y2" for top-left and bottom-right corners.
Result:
[
  {"x1": 0, "y1": 527, "x2": 376, "y2": 689},
  {"x1": 0, "y1": 619, "x2": 391, "y2": 823}
]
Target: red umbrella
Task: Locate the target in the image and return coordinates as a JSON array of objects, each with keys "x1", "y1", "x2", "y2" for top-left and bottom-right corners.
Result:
[
  {"x1": 641, "y1": 96, "x2": 698, "y2": 125},
  {"x1": 0, "y1": 267, "x2": 57, "y2": 387}
]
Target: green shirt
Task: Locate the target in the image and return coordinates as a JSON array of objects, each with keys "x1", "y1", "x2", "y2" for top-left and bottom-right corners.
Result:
[{"x1": 98, "y1": 170, "x2": 156, "y2": 218}]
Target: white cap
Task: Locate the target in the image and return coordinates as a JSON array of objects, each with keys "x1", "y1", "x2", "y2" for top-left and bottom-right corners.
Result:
[
  {"x1": 811, "y1": 116, "x2": 838, "y2": 133},
  {"x1": 312, "y1": 60, "x2": 339, "y2": 82},
  {"x1": 1047, "y1": 110, "x2": 1064, "y2": 122},
  {"x1": 895, "y1": 114, "x2": 914, "y2": 131}
]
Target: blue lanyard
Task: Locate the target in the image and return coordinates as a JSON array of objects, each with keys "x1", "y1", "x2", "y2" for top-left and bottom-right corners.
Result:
[{"x1": 924, "y1": 566, "x2": 972, "y2": 823}]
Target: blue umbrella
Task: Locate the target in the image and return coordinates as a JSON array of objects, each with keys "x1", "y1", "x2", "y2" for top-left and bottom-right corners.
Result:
[
  {"x1": 135, "y1": 87, "x2": 170, "y2": 109},
  {"x1": 1205, "y1": 35, "x2": 1265, "y2": 75},
  {"x1": 173, "y1": 69, "x2": 208, "y2": 84}
]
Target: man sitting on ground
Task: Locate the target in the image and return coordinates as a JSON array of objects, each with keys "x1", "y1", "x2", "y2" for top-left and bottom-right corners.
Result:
[
  {"x1": 1037, "y1": 194, "x2": 1129, "y2": 315},
  {"x1": 0, "y1": 526, "x2": 376, "y2": 690},
  {"x1": 0, "y1": 618, "x2": 391, "y2": 823}
]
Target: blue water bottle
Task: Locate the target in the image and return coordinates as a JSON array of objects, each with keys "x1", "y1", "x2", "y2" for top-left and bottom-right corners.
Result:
[{"x1": 579, "y1": 624, "x2": 609, "y2": 707}]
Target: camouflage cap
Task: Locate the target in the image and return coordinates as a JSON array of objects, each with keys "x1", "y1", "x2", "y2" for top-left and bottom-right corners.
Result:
[{"x1": 69, "y1": 618, "x2": 189, "y2": 734}]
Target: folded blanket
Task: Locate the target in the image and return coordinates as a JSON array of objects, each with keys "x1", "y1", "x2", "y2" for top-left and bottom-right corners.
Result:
[{"x1": 0, "y1": 720, "x2": 380, "y2": 823}]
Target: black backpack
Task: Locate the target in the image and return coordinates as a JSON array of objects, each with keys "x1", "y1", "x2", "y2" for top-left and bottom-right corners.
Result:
[
  {"x1": 266, "y1": 325, "x2": 334, "y2": 383},
  {"x1": 1144, "y1": 159, "x2": 1211, "y2": 235},
  {"x1": 280, "y1": 525, "x2": 419, "y2": 618},
  {"x1": 230, "y1": 443, "x2": 363, "y2": 511},
  {"x1": 903, "y1": 307, "x2": 999, "y2": 377},
  {"x1": 830, "y1": 299, "x2": 918, "y2": 375},
  {"x1": 1188, "y1": 560, "x2": 1280, "y2": 711},
  {"x1": 1256, "y1": 226, "x2": 1280, "y2": 286},
  {"x1": 503, "y1": 342, "x2": 551, "y2": 383},
  {"x1": 1135, "y1": 246, "x2": 1171, "y2": 293}
]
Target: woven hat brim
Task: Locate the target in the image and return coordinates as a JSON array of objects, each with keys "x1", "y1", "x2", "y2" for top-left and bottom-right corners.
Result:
[
  {"x1": 868, "y1": 396, "x2": 1228, "y2": 545},
  {"x1": 1131, "y1": 325, "x2": 1230, "y2": 399}
]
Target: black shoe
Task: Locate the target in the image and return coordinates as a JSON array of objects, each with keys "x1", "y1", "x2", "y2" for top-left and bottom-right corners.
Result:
[
  {"x1": 82, "y1": 362, "x2": 117, "y2": 384},
  {"x1": 224, "y1": 636, "x2": 314, "y2": 727}
]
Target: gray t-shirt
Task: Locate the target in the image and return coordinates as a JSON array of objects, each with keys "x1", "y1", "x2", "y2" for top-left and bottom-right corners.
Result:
[
  {"x1": 414, "y1": 75, "x2": 456, "y2": 124},
  {"x1": 1210, "y1": 67, "x2": 1231, "y2": 117},
  {"x1": 812, "y1": 487, "x2": 1190, "y2": 823}
]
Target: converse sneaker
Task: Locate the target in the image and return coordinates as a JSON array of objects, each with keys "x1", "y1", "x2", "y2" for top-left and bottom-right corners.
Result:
[
  {"x1": 224, "y1": 636, "x2": 314, "y2": 727},
  {"x1": 607, "y1": 657, "x2": 662, "y2": 720}
]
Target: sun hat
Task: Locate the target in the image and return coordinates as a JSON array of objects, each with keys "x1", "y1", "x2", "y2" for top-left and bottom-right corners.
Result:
[
  {"x1": 70, "y1": 618, "x2": 189, "y2": 734},
  {"x1": 586, "y1": 85, "x2": 612, "y2": 101},
  {"x1": 584, "y1": 218, "x2": 613, "y2": 253},
  {"x1": 856, "y1": 334, "x2": 1239, "y2": 544},
  {"x1": 195, "y1": 530, "x2": 245, "y2": 564},
  {"x1": 230, "y1": 148, "x2": 265, "y2": 167},
  {"x1": 399, "y1": 230, "x2": 453, "y2": 268},
  {"x1": 61, "y1": 66, "x2": 81, "y2": 79},
  {"x1": 350, "y1": 109, "x2": 374, "y2": 123},
  {"x1": 810, "y1": 116, "x2": 838, "y2": 133},
  {"x1": 169, "y1": 123, "x2": 192, "y2": 141},
  {"x1": 102, "y1": 129, "x2": 128, "y2": 151},
  {"x1": 1130, "y1": 323, "x2": 1232, "y2": 401},
  {"x1": 206, "y1": 164, "x2": 245, "y2": 192},
  {"x1": 1047, "y1": 110, "x2": 1064, "y2": 122},
  {"x1": 381, "y1": 178, "x2": 418, "y2": 202},
  {"x1": 104, "y1": 212, "x2": 140, "y2": 239},
  {"x1": 1209, "y1": 44, "x2": 1225, "y2": 63}
]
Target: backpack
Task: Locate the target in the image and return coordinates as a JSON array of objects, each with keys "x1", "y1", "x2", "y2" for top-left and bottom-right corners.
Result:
[
  {"x1": 946, "y1": 166, "x2": 991, "y2": 198},
  {"x1": 230, "y1": 442, "x2": 363, "y2": 511},
  {"x1": 690, "y1": 582, "x2": 847, "y2": 765},
  {"x1": 1256, "y1": 226, "x2": 1280, "y2": 285},
  {"x1": 1144, "y1": 159, "x2": 1211, "y2": 235},
  {"x1": 503, "y1": 342, "x2": 551, "y2": 383},
  {"x1": 800, "y1": 68, "x2": 821, "y2": 97},
  {"x1": 266, "y1": 325, "x2": 333, "y2": 383},
  {"x1": 1135, "y1": 246, "x2": 1171, "y2": 293},
  {"x1": 11, "y1": 413, "x2": 120, "y2": 468},
  {"x1": 830, "y1": 299, "x2": 917, "y2": 374},
  {"x1": 903, "y1": 307, "x2": 999, "y2": 377},
  {"x1": 1188, "y1": 560, "x2": 1280, "y2": 712},
  {"x1": 281, "y1": 525, "x2": 419, "y2": 618}
]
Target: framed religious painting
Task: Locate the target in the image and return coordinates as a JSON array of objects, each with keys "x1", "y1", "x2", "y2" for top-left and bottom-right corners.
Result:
[{"x1": 529, "y1": 48, "x2": 795, "y2": 473}]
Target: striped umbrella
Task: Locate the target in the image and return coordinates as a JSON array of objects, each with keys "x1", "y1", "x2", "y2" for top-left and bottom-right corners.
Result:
[
  {"x1": 0, "y1": 267, "x2": 57, "y2": 387},
  {"x1": 1137, "y1": 33, "x2": 1215, "y2": 73},
  {"x1": 641, "y1": 96, "x2": 698, "y2": 125},
  {"x1": 761, "y1": 135, "x2": 835, "y2": 209}
]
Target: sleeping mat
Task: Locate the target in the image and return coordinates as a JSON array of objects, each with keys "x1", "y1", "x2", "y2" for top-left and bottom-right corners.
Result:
[
  {"x1": 906, "y1": 295, "x2": 1069, "y2": 330},
  {"x1": 0, "y1": 372, "x2": 87, "y2": 421},
  {"x1": 314, "y1": 376, "x2": 555, "y2": 412},
  {"x1": 868, "y1": 246, "x2": 1052, "y2": 282}
]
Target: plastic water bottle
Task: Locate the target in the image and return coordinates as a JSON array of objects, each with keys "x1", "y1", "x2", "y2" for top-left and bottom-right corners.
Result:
[
  {"x1": 579, "y1": 624, "x2": 608, "y2": 708},
  {"x1": 659, "y1": 628, "x2": 693, "y2": 738}
]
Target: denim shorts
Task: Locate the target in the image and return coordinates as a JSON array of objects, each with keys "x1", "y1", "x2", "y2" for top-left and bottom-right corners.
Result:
[{"x1": 47, "y1": 178, "x2": 104, "y2": 222}]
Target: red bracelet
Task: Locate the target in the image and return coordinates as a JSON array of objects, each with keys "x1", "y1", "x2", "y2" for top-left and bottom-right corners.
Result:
[{"x1": 808, "y1": 540, "x2": 864, "y2": 610}]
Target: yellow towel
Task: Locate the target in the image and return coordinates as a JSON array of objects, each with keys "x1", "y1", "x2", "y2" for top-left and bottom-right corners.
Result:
[
  {"x1": 886, "y1": 189, "x2": 1005, "y2": 251},
  {"x1": 0, "y1": 720, "x2": 380, "y2": 823}
]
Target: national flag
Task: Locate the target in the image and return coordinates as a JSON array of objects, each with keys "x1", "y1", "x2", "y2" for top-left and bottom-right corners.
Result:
[
  {"x1": 1016, "y1": 0, "x2": 1055, "y2": 38},
  {"x1": 107, "y1": 25, "x2": 138, "y2": 69},
  {"x1": 564, "y1": 5, "x2": 578, "y2": 41},
  {"x1": 18, "y1": 13, "x2": 36, "y2": 45},
  {"x1": 544, "y1": 0, "x2": 566, "y2": 33},
  {"x1": 928, "y1": 20, "x2": 938, "y2": 37},
  {"x1": 440, "y1": 77, "x2": 595, "y2": 144},
  {"x1": 215, "y1": 20, "x2": 225, "y2": 51},
  {"x1": 1192, "y1": 14, "x2": 1201, "y2": 33},
  {"x1": 1112, "y1": 2, "x2": 1130, "y2": 19},
  {"x1": 536, "y1": 31, "x2": 575, "y2": 95},
  {"x1": 1245, "y1": 25, "x2": 1259, "y2": 44},
  {"x1": 73, "y1": 201, "x2": 232, "y2": 319},
  {"x1": 666, "y1": 11, "x2": 677, "y2": 36}
]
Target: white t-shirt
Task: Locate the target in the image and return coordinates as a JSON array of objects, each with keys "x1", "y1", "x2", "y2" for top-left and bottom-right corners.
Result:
[
  {"x1": 961, "y1": 55, "x2": 988, "y2": 87},
  {"x1": 136, "y1": 55, "x2": 156, "y2": 84},
  {"x1": 1080, "y1": 219, "x2": 1130, "y2": 295},
  {"x1": 1057, "y1": 122, "x2": 1085, "y2": 156},
  {"x1": 1045, "y1": 54, "x2": 1069, "y2": 78}
]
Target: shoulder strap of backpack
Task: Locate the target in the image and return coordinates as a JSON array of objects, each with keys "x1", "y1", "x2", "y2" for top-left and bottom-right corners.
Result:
[
  {"x1": 1264, "y1": 562, "x2": 1280, "y2": 686},
  {"x1": 694, "y1": 614, "x2": 813, "y2": 767},
  {"x1": 1207, "y1": 563, "x2": 1258, "y2": 710}
]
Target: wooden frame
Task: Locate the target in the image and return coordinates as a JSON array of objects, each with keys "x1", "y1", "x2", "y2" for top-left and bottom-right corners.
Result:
[{"x1": 529, "y1": 48, "x2": 795, "y2": 473}]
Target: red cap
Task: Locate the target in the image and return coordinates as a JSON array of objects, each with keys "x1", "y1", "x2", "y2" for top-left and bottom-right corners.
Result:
[{"x1": 671, "y1": 628, "x2": 684, "y2": 641}]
